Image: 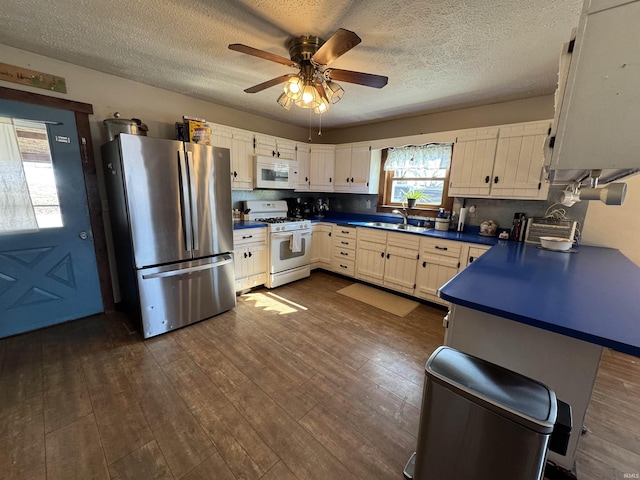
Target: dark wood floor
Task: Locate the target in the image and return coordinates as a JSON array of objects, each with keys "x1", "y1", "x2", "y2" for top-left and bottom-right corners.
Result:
[{"x1": 0, "y1": 271, "x2": 638, "y2": 479}]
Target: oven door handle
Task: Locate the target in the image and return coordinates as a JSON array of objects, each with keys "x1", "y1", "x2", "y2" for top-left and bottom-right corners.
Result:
[{"x1": 271, "y1": 232, "x2": 310, "y2": 239}]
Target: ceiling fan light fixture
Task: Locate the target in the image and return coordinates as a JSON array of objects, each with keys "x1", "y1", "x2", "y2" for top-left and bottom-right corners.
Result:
[
  {"x1": 295, "y1": 83, "x2": 321, "y2": 109},
  {"x1": 324, "y1": 80, "x2": 344, "y2": 104},
  {"x1": 284, "y1": 76, "x2": 303, "y2": 100},
  {"x1": 277, "y1": 92, "x2": 294, "y2": 110},
  {"x1": 314, "y1": 96, "x2": 330, "y2": 114}
]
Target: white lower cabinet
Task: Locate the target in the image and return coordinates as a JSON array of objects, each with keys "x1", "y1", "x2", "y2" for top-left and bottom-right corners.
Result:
[
  {"x1": 311, "y1": 223, "x2": 332, "y2": 269},
  {"x1": 331, "y1": 225, "x2": 357, "y2": 276},
  {"x1": 415, "y1": 238, "x2": 462, "y2": 306},
  {"x1": 355, "y1": 228, "x2": 387, "y2": 285},
  {"x1": 233, "y1": 228, "x2": 267, "y2": 291},
  {"x1": 465, "y1": 245, "x2": 490, "y2": 267},
  {"x1": 383, "y1": 232, "x2": 420, "y2": 295}
]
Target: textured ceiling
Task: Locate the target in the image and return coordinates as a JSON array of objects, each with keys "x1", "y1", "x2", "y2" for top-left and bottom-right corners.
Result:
[{"x1": 0, "y1": 0, "x2": 582, "y2": 128}]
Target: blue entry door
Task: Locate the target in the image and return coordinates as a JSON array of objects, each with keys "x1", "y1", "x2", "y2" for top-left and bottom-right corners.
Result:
[{"x1": 0, "y1": 99, "x2": 103, "y2": 337}]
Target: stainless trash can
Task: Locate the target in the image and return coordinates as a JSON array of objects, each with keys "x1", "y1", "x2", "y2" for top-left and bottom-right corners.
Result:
[{"x1": 404, "y1": 346, "x2": 559, "y2": 480}]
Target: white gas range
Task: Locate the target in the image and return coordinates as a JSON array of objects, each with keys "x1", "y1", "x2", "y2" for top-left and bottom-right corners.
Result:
[{"x1": 244, "y1": 200, "x2": 311, "y2": 288}]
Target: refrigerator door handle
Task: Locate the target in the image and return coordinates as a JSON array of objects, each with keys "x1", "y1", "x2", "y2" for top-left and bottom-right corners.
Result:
[
  {"x1": 178, "y1": 149, "x2": 193, "y2": 252},
  {"x1": 141, "y1": 255, "x2": 233, "y2": 279},
  {"x1": 186, "y1": 150, "x2": 199, "y2": 251}
]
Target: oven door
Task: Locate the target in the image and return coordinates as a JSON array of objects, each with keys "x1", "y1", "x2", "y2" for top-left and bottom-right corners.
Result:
[{"x1": 270, "y1": 231, "x2": 311, "y2": 273}]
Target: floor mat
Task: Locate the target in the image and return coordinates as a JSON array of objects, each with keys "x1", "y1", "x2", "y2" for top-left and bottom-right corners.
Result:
[{"x1": 337, "y1": 283, "x2": 419, "y2": 317}]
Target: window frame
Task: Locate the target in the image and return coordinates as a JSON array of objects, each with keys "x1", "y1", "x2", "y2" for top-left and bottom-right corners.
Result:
[{"x1": 377, "y1": 147, "x2": 454, "y2": 216}]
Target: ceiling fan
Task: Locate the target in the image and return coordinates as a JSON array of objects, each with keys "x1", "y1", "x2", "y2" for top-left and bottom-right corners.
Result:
[{"x1": 228, "y1": 28, "x2": 388, "y2": 114}]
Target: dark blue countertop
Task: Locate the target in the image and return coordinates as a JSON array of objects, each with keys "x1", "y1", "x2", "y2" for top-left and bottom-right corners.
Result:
[
  {"x1": 439, "y1": 242, "x2": 640, "y2": 357},
  {"x1": 233, "y1": 213, "x2": 498, "y2": 246}
]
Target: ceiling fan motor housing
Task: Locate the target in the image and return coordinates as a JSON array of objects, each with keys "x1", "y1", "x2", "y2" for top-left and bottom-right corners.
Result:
[{"x1": 287, "y1": 36, "x2": 325, "y2": 64}]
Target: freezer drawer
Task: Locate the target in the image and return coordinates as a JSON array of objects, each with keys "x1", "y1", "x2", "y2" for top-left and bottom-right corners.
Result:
[{"x1": 136, "y1": 254, "x2": 236, "y2": 338}]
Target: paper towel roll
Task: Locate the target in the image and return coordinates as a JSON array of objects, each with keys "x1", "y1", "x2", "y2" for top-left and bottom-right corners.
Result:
[{"x1": 457, "y1": 207, "x2": 467, "y2": 232}]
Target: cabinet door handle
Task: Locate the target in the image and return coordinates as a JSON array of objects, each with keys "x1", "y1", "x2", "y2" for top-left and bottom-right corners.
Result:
[
  {"x1": 380, "y1": 252, "x2": 384, "y2": 258},
  {"x1": 328, "y1": 232, "x2": 332, "y2": 237},
  {"x1": 272, "y1": 150, "x2": 276, "y2": 157},
  {"x1": 386, "y1": 253, "x2": 390, "y2": 259},
  {"x1": 351, "y1": 177, "x2": 354, "y2": 183},
  {"x1": 248, "y1": 251, "x2": 252, "y2": 257},
  {"x1": 422, "y1": 261, "x2": 427, "y2": 268},
  {"x1": 340, "y1": 252, "x2": 348, "y2": 256},
  {"x1": 469, "y1": 256, "x2": 475, "y2": 263},
  {"x1": 277, "y1": 151, "x2": 281, "y2": 157},
  {"x1": 242, "y1": 235, "x2": 253, "y2": 239},
  {"x1": 340, "y1": 264, "x2": 348, "y2": 269},
  {"x1": 346, "y1": 177, "x2": 350, "y2": 183},
  {"x1": 484, "y1": 175, "x2": 489, "y2": 183},
  {"x1": 341, "y1": 230, "x2": 349, "y2": 234},
  {"x1": 243, "y1": 252, "x2": 248, "y2": 258},
  {"x1": 494, "y1": 176, "x2": 499, "y2": 184},
  {"x1": 329, "y1": 177, "x2": 332, "y2": 183},
  {"x1": 435, "y1": 246, "x2": 448, "y2": 251},
  {"x1": 341, "y1": 241, "x2": 348, "y2": 245},
  {"x1": 234, "y1": 171, "x2": 238, "y2": 178},
  {"x1": 305, "y1": 176, "x2": 308, "y2": 182}
]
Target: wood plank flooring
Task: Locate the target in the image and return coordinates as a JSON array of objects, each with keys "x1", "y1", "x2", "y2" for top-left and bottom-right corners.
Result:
[{"x1": 0, "y1": 271, "x2": 638, "y2": 479}]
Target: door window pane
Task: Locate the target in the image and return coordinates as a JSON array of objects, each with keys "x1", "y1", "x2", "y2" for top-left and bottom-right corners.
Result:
[{"x1": 0, "y1": 117, "x2": 62, "y2": 233}]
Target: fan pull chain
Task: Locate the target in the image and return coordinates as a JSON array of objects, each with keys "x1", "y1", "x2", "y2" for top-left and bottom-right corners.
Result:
[
  {"x1": 318, "y1": 112, "x2": 322, "y2": 136},
  {"x1": 308, "y1": 109, "x2": 312, "y2": 142}
]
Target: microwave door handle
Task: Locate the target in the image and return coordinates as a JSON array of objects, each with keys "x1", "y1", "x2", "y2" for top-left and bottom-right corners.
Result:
[
  {"x1": 186, "y1": 150, "x2": 199, "y2": 251},
  {"x1": 178, "y1": 150, "x2": 193, "y2": 252}
]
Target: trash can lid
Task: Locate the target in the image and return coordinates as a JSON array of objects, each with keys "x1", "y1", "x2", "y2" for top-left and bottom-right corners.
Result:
[{"x1": 426, "y1": 346, "x2": 557, "y2": 434}]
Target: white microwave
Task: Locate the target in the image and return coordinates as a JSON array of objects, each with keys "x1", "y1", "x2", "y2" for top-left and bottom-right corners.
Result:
[{"x1": 254, "y1": 156, "x2": 296, "y2": 189}]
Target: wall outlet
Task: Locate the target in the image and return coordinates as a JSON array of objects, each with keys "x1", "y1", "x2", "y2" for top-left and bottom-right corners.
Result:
[
  {"x1": 366, "y1": 199, "x2": 371, "y2": 209},
  {"x1": 468, "y1": 205, "x2": 477, "y2": 217}
]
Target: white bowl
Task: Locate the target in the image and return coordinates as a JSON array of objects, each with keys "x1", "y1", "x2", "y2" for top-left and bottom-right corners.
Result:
[{"x1": 540, "y1": 236, "x2": 573, "y2": 251}]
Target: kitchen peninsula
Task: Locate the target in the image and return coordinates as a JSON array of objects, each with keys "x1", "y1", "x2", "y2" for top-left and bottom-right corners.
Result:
[{"x1": 439, "y1": 242, "x2": 640, "y2": 473}]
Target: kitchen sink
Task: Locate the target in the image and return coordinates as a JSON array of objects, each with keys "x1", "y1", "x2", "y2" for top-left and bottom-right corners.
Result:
[{"x1": 363, "y1": 222, "x2": 428, "y2": 233}]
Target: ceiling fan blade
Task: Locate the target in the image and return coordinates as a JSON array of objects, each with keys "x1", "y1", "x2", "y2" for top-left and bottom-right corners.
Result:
[
  {"x1": 244, "y1": 74, "x2": 293, "y2": 94},
  {"x1": 228, "y1": 43, "x2": 298, "y2": 68},
  {"x1": 325, "y1": 69, "x2": 388, "y2": 88},
  {"x1": 311, "y1": 28, "x2": 361, "y2": 66}
]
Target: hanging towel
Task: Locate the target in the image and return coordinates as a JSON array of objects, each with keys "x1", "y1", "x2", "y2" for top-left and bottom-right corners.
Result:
[{"x1": 290, "y1": 231, "x2": 302, "y2": 253}]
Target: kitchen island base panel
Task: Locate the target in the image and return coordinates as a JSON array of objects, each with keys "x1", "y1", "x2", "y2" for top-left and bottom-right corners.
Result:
[{"x1": 445, "y1": 304, "x2": 602, "y2": 472}]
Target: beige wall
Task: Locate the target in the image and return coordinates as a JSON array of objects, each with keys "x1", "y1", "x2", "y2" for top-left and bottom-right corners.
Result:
[
  {"x1": 0, "y1": 44, "x2": 310, "y2": 146},
  {"x1": 582, "y1": 173, "x2": 640, "y2": 267},
  {"x1": 320, "y1": 95, "x2": 555, "y2": 144}
]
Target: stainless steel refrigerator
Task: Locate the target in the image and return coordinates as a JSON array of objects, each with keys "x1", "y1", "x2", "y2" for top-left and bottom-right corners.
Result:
[{"x1": 102, "y1": 134, "x2": 236, "y2": 338}]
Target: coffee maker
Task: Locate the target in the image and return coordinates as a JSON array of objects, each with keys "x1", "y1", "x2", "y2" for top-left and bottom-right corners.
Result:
[{"x1": 286, "y1": 197, "x2": 303, "y2": 219}]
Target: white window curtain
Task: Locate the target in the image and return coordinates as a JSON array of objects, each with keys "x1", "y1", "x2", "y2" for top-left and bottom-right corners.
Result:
[
  {"x1": 384, "y1": 143, "x2": 453, "y2": 176},
  {"x1": 0, "y1": 117, "x2": 38, "y2": 234}
]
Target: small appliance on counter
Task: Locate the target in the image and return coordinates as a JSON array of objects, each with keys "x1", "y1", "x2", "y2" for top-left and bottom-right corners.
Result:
[
  {"x1": 511, "y1": 212, "x2": 527, "y2": 241},
  {"x1": 314, "y1": 198, "x2": 330, "y2": 217},
  {"x1": 479, "y1": 220, "x2": 498, "y2": 237},
  {"x1": 435, "y1": 208, "x2": 450, "y2": 231}
]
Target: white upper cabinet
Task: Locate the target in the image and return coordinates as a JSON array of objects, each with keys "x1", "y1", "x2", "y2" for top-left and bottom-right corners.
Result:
[
  {"x1": 231, "y1": 129, "x2": 254, "y2": 190},
  {"x1": 334, "y1": 145, "x2": 352, "y2": 192},
  {"x1": 449, "y1": 127, "x2": 499, "y2": 197},
  {"x1": 275, "y1": 137, "x2": 296, "y2": 161},
  {"x1": 491, "y1": 121, "x2": 551, "y2": 199},
  {"x1": 449, "y1": 121, "x2": 551, "y2": 200},
  {"x1": 254, "y1": 133, "x2": 277, "y2": 158},
  {"x1": 309, "y1": 144, "x2": 335, "y2": 192},
  {"x1": 334, "y1": 143, "x2": 380, "y2": 194},
  {"x1": 254, "y1": 134, "x2": 296, "y2": 161},
  {"x1": 210, "y1": 124, "x2": 253, "y2": 190},
  {"x1": 551, "y1": 0, "x2": 640, "y2": 172},
  {"x1": 295, "y1": 143, "x2": 311, "y2": 191}
]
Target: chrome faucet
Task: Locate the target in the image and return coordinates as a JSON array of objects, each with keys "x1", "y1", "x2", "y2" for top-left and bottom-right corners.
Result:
[{"x1": 392, "y1": 208, "x2": 409, "y2": 225}]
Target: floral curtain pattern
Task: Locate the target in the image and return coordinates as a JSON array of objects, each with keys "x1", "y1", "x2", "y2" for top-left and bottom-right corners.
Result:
[{"x1": 384, "y1": 143, "x2": 453, "y2": 178}]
